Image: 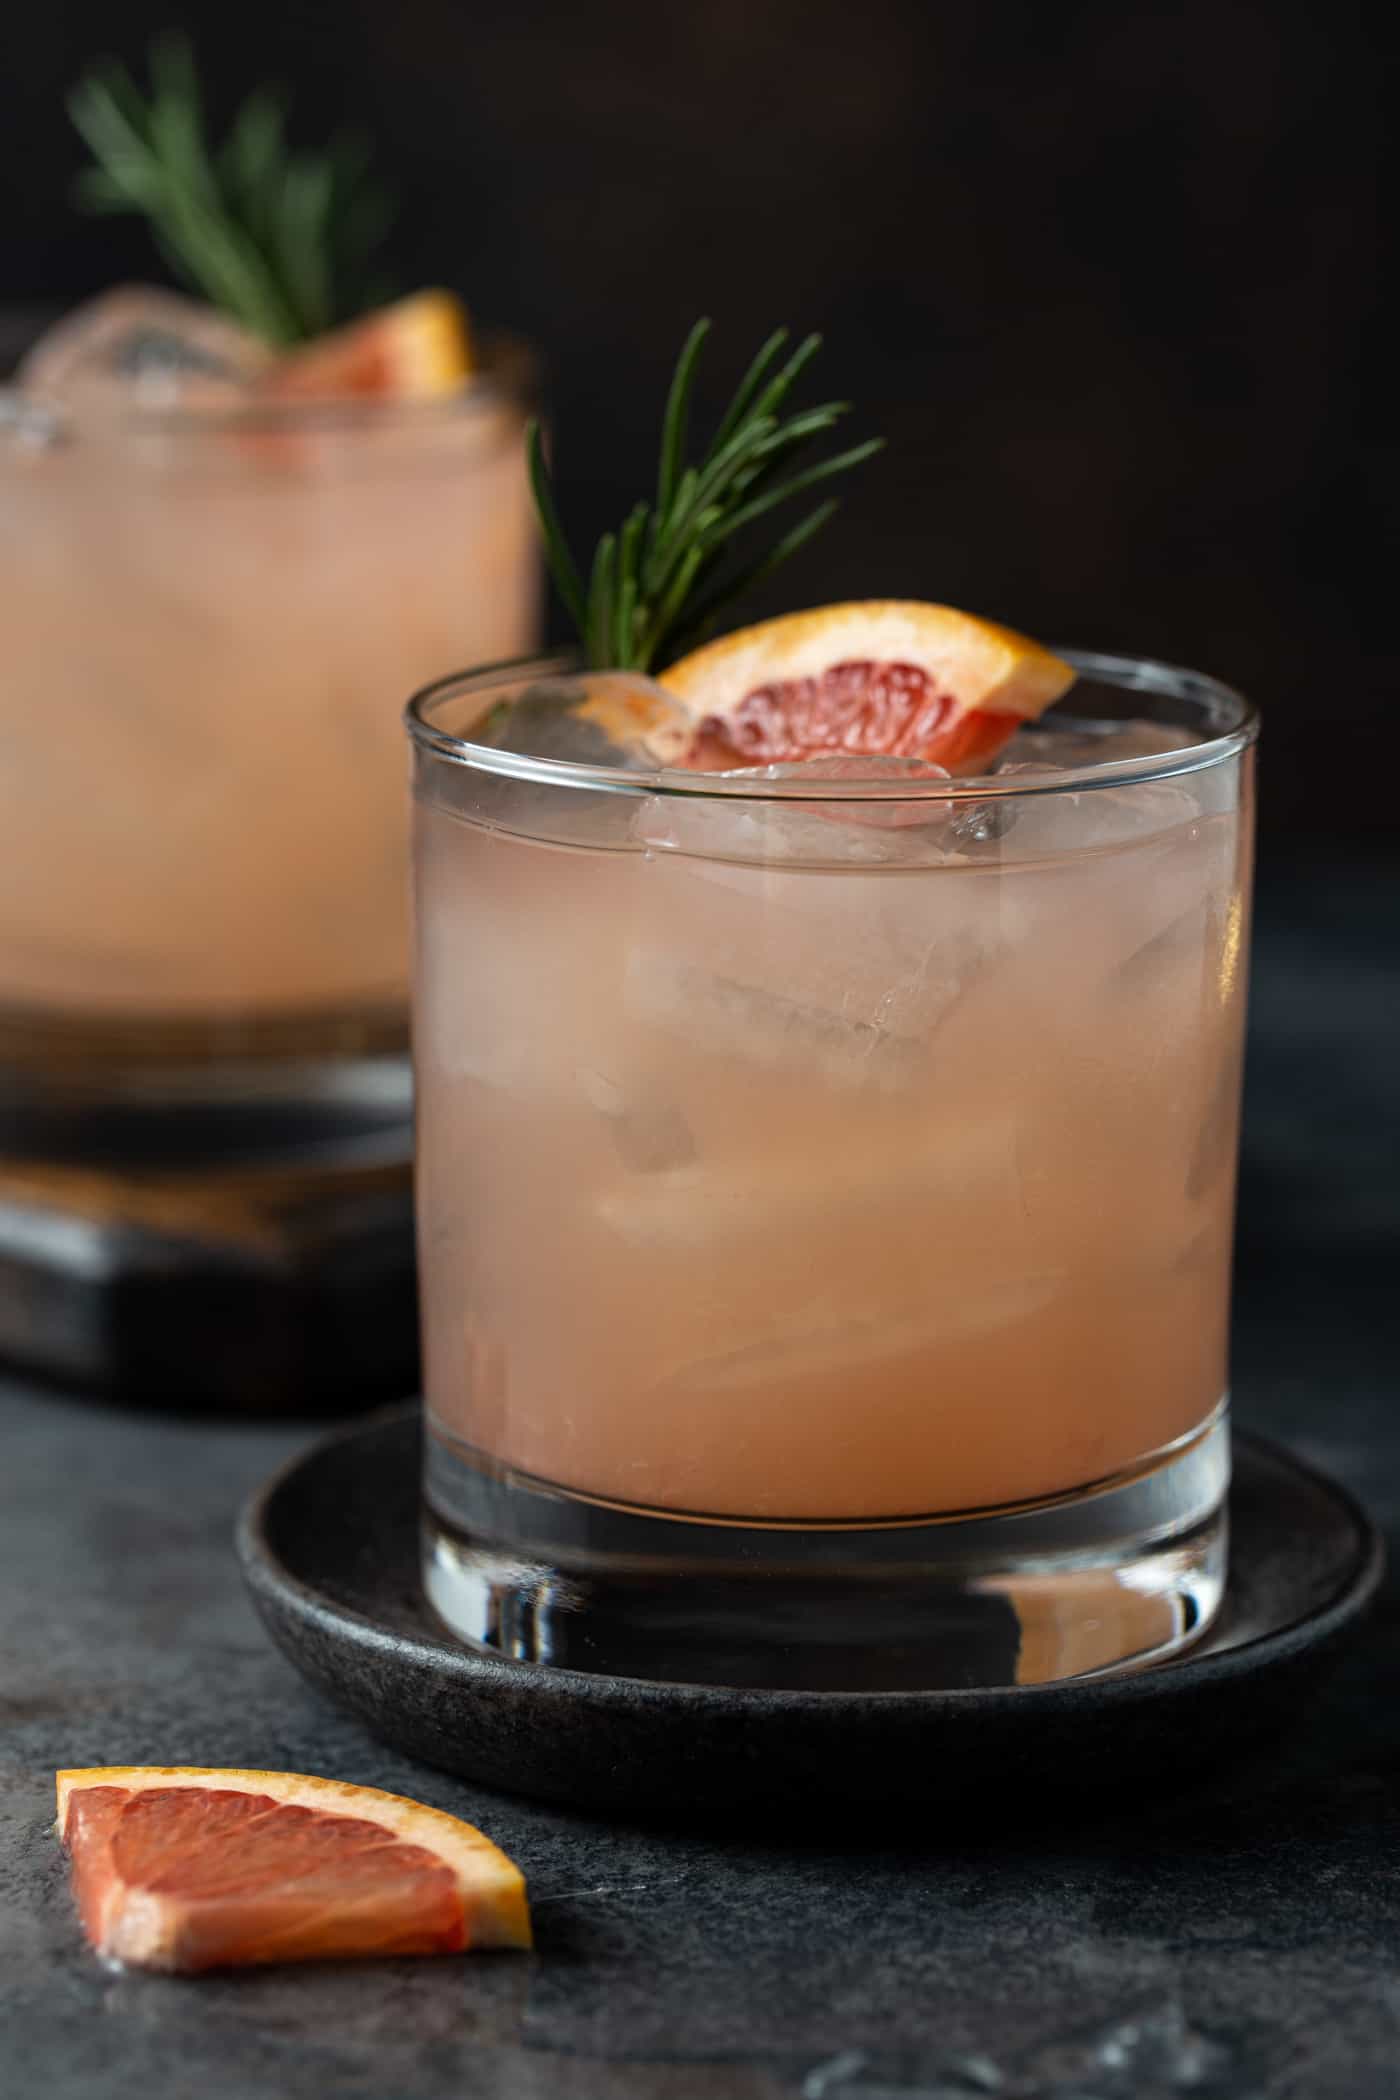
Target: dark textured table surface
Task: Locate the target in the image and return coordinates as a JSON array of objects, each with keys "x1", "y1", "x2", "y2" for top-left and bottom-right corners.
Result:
[{"x1": 2, "y1": 863, "x2": 1397, "y2": 2100}]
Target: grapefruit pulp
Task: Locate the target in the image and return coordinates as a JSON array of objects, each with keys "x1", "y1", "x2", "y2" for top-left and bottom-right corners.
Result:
[
  {"x1": 56, "y1": 1766, "x2": 530, "y2": 1971},
  {"x1": 661, "y1": 601, "x2": 1074, "y2": 774}
]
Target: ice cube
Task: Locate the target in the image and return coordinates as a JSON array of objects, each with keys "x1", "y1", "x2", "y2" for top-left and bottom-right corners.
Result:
[
  {"x1": 636, "y1": 794, "x2": 913, "y2": 867},
  {"x1": 945, "y1": 796, "x2": 1017, "y2": 847},
  {"x1": 595, "y1": 1113, "x2": 1025, "y2": 1253},
  {"x1": 18, "y1": 287, "x2": 270, "y2": 410},
  {"x1": 0, "y1": 394, "x2": 62, "y2": 452},
  {"x1": 634, "y1": 769, "x2": 960, "y2": 869},
  {"x1": 975, "y1": 716, "x2": 1206, "y2": 861},
  {"x1": 475, "y1": 671, "x2": 694, "y2": 770},
  {"x1": 627, "y1": 794, "x2": 986, "y2": 1086},
  {"x1": 576, "y1": 1066, "x2": 696, "y2": 1173},
  {"x1": 625, "y1": 950, "x2": 937, "y2": 1085},
  {"x1": 963, "y1": 717, "x2": 1201, "y2": 851},
  {"x1": 629, "y1": 746, "x2": 987, "y2": 1085},
  {"x1": 587, "y1": 1119, "x2": 1068, "y2": 1523},
  {"x1": 723, "y1": 754, "x2": 950, "y2": 785},
  {"x1": 991, "y1": 775, "x2": 1201, "y2": 860},
  {"x1": 717, "y1": 752, "x2": 955, "y2": 840},
  {"x1": 659, "y1": 1275, "x2": 1066, "y2": 1397},
  {"x1": 996, "y1": 714, "x2": 1199, "y2": 772}
]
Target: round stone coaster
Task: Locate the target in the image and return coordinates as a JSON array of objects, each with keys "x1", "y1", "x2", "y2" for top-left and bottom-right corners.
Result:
[{"x1": 237, "y1": 1404, "x2": 1382, "y2": 1821}]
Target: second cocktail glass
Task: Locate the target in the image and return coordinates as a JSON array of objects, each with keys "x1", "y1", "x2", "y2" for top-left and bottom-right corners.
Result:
[{"x1": 0, "y1": 364, "x2": 536, "y2": 1109}]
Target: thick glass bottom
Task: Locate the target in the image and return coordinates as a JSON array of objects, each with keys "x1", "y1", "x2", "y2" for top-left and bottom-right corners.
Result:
[{"x1": 422, "y1": 1408, "x2": 1229, "y2": 1691}]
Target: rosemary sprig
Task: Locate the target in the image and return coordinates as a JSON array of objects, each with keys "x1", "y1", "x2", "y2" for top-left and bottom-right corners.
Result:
[
  {"x1": 526, "y1": 319, "x2": 883, "y2": 672},
  {"x1": 69, "y1": 35, "x2": 395, "y2": 345}
]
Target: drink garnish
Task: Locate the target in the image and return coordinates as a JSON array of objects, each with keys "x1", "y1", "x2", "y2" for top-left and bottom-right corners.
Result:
[
  {"x1": 56, "y1": 1766, "x2": 530, "y2": 1971},
  {"x1": 69, "y1": 35, "x2": 397, "y2": 347},
  {"x1": 263, "y1": 289, "x2": 472, "y2": 401},
  {"x1": 662, "y1": 601, "x2": 1075, "y2": 775},
  {"x1": 526, "y1": 319, "x2": 884, "y2": 673},
  {"x1": 524, "y1": 323, "x2": 1072, "y2": 771}
]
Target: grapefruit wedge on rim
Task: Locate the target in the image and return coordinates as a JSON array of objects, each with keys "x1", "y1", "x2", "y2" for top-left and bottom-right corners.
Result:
[
  {"x1": 262, "y1": 289, "x2": 473, "y2": 401},
  {"x1": 661, "y1": 601, "x2": 1075, "y2": 775},
  {"x1": 56, "y1": 1766, "x2": 530, "y2": 1972}
]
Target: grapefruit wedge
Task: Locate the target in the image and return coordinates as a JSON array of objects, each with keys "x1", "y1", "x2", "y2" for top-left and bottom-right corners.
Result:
[
  {"x1": 56, "y1": 1766, "x2": 530, "y2": 1972},
  {"x1": 661, "y1": 601, "x2": 1074, "y2": 774},
  {"x1": 263, "y1": 290, "x2": 473, "y2": 401}
]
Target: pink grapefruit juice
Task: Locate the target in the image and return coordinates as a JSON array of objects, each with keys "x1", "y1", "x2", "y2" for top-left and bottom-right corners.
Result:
[{"x1": 414, "y1": 728, "x2": 1251, "y2": 1523}]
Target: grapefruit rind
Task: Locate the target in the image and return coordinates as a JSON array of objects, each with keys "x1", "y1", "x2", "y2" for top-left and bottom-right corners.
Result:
[{"x1": 56, "y1": 1765, "x2": 531, "y2": 1964}]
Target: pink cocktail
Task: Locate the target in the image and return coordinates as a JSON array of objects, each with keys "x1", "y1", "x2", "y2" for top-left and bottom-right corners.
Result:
[
  {"x1": 411, "y1": 650, "x2": 1255, "y2": 1688},
  {"x1": 0, "y1": 367, "x2": 535, "y2": 1089}
]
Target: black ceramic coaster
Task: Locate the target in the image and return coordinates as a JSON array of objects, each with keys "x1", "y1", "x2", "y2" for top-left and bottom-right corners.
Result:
[{"x1": 237, "y1": 1405, "x2": 1383, "y2": 1820}]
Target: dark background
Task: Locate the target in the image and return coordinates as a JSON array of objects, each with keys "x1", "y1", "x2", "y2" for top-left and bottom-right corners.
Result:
[{"x1": 1, "y1": 1, "x2": 1393, "y2": 852}]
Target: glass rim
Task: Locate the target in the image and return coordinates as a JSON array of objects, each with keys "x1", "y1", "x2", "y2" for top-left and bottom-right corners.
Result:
[
  {"x1": 0, "y1": 330, "x2": 535, "y2": 446},
  {"x1": 404, "y1": 645, "x2": 1259, "y2": 804}
]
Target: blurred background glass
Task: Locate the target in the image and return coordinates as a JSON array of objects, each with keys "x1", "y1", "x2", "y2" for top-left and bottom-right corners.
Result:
[{"x1": 0, "y1": 377, "x2": 535, "y2": 1105}]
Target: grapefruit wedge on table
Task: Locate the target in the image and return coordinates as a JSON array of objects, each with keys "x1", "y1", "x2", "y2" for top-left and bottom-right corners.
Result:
[
  {"x1": 56, "y1": 1767, "x2": 530, "y2": 1972},
  {"x1": 661, "y1": 601, "x2": 1075, "y2": 773}
]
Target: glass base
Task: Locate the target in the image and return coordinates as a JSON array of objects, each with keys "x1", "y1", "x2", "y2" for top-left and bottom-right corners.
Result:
[
  {"x1": 0, "y1": 995, "x2": 409, "y2": 1131},
  {"x1": 422, "y1": 1410, "x2": 1229, "y2": 1691},
  {"x1": 0, "y1": 1039, "x2": 412, "y2": 1170}
]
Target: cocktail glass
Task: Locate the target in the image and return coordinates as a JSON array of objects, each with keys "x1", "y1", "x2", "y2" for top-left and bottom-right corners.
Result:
[
  {"x1": 0, "y1": 355, "x2": 536, "y2": 1124},
  {"x1": 409, "y1": 649, "x2": 1256, "y2": 1689}
]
